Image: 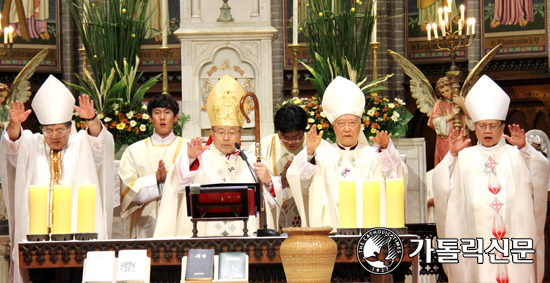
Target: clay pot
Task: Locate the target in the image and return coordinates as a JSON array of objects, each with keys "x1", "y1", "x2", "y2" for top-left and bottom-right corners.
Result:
[{"x1": 280, "y1": 227, "x2": 337, "y2": 283}]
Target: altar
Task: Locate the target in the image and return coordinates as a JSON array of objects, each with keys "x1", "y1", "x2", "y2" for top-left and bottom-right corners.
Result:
[{"x1": 19, "y1": 234, "x2": 423, "y2": 283}]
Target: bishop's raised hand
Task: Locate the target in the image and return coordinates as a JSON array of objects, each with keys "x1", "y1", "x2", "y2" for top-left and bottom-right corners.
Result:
[
  {"x1": 369, "y1": 130, "x2": 392, "y2": 149},
  {"x1": 306, "y1": 125, "x2": 324, "y2": 155},
  {"x1": 503, "y1": 124, "x2": 526, "y2": 149},
  {"x1": 7, "y1": 101, "x2": 32, "y2": 125},
  {"x1": 187, "y1": 137, "x2": 208, "y2": 160},
  {"x1": 449, "y1": 127, "x2": 471, "y2": 157}
]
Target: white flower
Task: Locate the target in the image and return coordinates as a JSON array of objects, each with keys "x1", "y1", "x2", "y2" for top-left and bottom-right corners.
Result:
[
  {"x1": 115, "y1": 110, "x2": 119, "y2": 114},
  {"x1": 361, "y1": 124, "x2": 365, "y2": 130},
  {"x1": 377, "y1": 117, "x2": 383, "y2": 121},
  {"x1": 392, "y1": 112, "x2": 400, "y2": 118},
  {"x1": 306, "y1": 125, "x2": 311, "y2": 130},
  {"x1": 140, "y1": 125, "x2": 147, "y2": 131},
  {"x1": 320, "y1": 112, "x2": 326, "y2": 118},
  {"x1": 130, "y1": 120, "x2": 137, "y2": 127},
  {"x1": 308, "y1": 118, "x2": 315, "y2": 123},
  {"x1": 364, "y1": 116, "x2": 370, "y2": 121},
  {"x1": 98, "y1": 113, "x2": 104, "y2": 119},
  {"x1": 391, "y1": 116, "x2": 398, "y2": 122},
  {"x1": 395, "y1": 98, "x2": 404, "y2": 105},
  {"x1": 142, "y1": 104, "x2": 147, "y2": 110},
  {"x1": 309, "y1": 111, "x2": 314, "y2": 116},
  {"x1": 142, "y1": 114, "x2": 149, "y2": 120},
  {"x1": 105, "y1": 117, "x2": 112, "y2": 122},
  {"x1": 113, "y1": 104, "x2": 119, "y2": 110},
  {"x1": 388, "y1": 103, "x2": 395, "y2": 108},
  {"x1": 126, "y1": 111, "x2": 134, "y2": 119},
  {"x1": 282, "y1": 101, "x2": 288, "y2": 105},
  {"x1": 367, "y1": 109, "x2": 376, "y2": 117},
  {"x1": 73, "y1": 111, "x2": 79, "y2": 117}
]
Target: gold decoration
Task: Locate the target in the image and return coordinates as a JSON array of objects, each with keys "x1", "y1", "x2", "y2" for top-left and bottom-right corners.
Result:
[
  {"x1": 220, "y1": 59, "x2": 231, "y2": 70},
  {"x1": 205, "y1": 74, "x2": 248, "y2": 127}
]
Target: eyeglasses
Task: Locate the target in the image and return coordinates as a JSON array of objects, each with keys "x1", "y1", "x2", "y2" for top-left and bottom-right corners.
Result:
[
  {"x1": 278, "y1": 133, "x2": 304, "y2": 143},
  {"x1": 43, "y1": 129, "x2": 68, "y2": 138},
  {"x1": 475, "y1": 123, "x2": 503, "y2": 131},
  {"x1": 212, "y1": 129, "x2": 241, "y2": 137}
]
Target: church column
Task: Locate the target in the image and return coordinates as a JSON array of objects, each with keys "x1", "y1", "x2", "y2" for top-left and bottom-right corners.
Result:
[
  {"x1": 191, "y1": 0, "x2": 201, "y2": 20},
  {"x1": 61, "y1": 0, "x2": 76, "y2": 87},
  {"x1": 467, "y1": 0, "x2": 482, "y2": 71},
  {"x1": 251, "y1": 0, "x2": 260, "y2": 17},
  {"x1": 271, "y1": 0, "x2": 284, "y2": 109}
]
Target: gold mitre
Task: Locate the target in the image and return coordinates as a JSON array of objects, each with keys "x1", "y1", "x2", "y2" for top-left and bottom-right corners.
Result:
[{"x1": 205, "y1": 74, "x2": 250, "y2": 127}]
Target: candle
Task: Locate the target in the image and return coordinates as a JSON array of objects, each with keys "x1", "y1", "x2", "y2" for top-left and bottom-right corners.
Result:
[
  {"x1": 458, "y1": 20, "x2": 463, "y2": 35},
  {"x1": 426, "y1": 23, "x2": 431, "y2": 41},
  {"x1": 460, "y1": 5, "x2": 465, "y2": 22},
  {"x1": 466, "y1": 19, "x2": 471, "y2": 35},
  {"x1": 440, "y1": 20, "x2": 446, "y2": 37},
  {"x1": 292, "y1": 0, "x2": 298, "y2": 45},
  {"x1": 3, "y1": 28, "x2": 7, "y2": 44},
  {"x1": 77, "y1": 184, "x2": 96, "y2": 233},
  {"x1": 438, "y1": 8, "x2": 443, "y2": 24},
  {"x1": 386, "y1": 178, "x2": 404, "y2": 228},
  {"x1": 447, "y1": 0, "x2": 452, "y2": 14},
  {"x1": 433, "y1": 23, "x2": 438, "y2": 39},
  {"x1": 471, "y1": 18, "x2": 476, "y2": 35},
  {"x1": 161, "y1": 0, "x2": 168, "y2": 47},
  {"x1": 8, "y1": 26, "x2": 13, "y2": 43},
  {"x1": 52, "y1": 185, "x2": 72, "y2": 234},
  {"x1": 443, "y1": 7, "x2": 448, "y2": 24},
  {"x1": 29, "y1": 186, "x2": 48, "y2": 234},
  {"x1": 372, "y1": 0, "x2": 377, "y2": 43},
  {"x1": 363, "y1": 180, "x2": 380, "y2": 228},
  {"x1": 338, "y1": 180, "x2": 356, "y2": 228}
]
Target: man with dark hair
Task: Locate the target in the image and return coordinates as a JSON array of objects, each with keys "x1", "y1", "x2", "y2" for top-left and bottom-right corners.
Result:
[
  {"x1": 118, "y1": 94, "x2": 187, "y2": 238},
  {"x1": 248, "y1": 104, "x2": 328, "y2": 229}
]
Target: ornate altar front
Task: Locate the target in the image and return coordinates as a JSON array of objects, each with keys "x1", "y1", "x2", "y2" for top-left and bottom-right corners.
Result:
[{"x1": 19, "y1": 234, "x2": 420, "y2": 283}]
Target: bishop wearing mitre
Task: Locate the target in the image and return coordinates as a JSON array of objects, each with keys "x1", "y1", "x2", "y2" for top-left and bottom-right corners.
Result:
[
  {"x1": 0, "y1": 75, "x2": 115, "y2": 283},
  {"x1": 287, "y1": 76, "x2": 408, "y2": 229},
  {"x1": 155, "y1": 74, "x2": 277, "y2": 237}
]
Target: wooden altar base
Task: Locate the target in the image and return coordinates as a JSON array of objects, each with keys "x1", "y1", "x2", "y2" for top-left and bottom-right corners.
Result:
[{"x1": 19, "y1": 235, "x2": 419, "y2": 283}]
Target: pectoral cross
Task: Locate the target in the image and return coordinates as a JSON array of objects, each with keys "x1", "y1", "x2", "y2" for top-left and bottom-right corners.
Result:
[{"x1": 228, "y1": 167, "x2": 235, "y2": 173}]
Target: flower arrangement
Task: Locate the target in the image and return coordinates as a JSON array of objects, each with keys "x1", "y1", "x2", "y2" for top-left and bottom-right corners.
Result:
[{"x1": 280, "y1": 95, "x2": 413, "y2": 143}]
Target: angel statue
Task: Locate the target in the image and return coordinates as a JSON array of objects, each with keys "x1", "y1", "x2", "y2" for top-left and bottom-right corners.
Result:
[
  {"x1": 0, "y1": 84, "x2": 10, "y2": 133},
  {"x1": 388, "y1": 44, "x2": 503, "y2": 167}
]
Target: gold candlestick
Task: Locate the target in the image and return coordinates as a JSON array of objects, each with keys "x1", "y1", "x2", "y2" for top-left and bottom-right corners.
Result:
[
  {"x1": 159, "y1": 46, "x2": 172, "y2": 95},
  {"x1": 290, "y1": 44, "x2": 300, "y2": 97},
  {"x1": 1, "y1": 43, "x2": 13, "y2": 56},
  {"x1": 370, "y1": 42, "x2": 381, "y2": 81}
]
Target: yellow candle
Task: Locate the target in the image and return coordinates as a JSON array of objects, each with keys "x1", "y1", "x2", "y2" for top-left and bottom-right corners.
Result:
[
  {"x1": 77, "y1": 184, "x2": 96, "y2": 233},
  {"x1": 362, "y1": 180, "x2": 380, "y2": 228},
  {"x1": 386, "y1": 178, "x2": 404, "y2": 228},
  {"x1": 338, "y1": 180, "x2": 356, "y2": 228},
  {"x1": 52, "y1": 185, "x2": 72, "y2": 234},
  {"x1": 29, "y1": 185, "x2": 48, "y2": 234}
]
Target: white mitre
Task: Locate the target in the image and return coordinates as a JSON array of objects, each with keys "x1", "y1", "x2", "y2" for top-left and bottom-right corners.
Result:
[
  {"x1": 31, "y1": 75, "x2": 75, "y2": 125},
  {"x1": 465, "y1": 75, "x2": 510, "y2": 122},
  {"x1": 322, "y1": 76, "x2": 365, "y2": 123},
  {"x1": 322, "y1": 76, "x2": 369, "y2": 144}
]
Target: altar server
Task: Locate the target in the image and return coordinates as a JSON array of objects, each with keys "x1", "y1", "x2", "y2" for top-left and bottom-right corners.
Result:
[
  {"x1": 433, "y1": 75, "x2": 549, "y2": 283},
  {"x1": 118, "y1": 94, "x2": 187, "y2": 238},
  {"x1": 287, "y1": 76, "x2": 407, "y2": 229},
  {"x1": 155, "y1": 74, "x2": 277, "y2": 237},
  {"x1": 0, "y1": 75, "x2": 114, "y2": 283}
]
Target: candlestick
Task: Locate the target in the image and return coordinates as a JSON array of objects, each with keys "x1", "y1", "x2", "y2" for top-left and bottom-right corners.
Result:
[
  {"x1": 460, "y1": 5, "x2": 465, "y2": 22},
  {"x1": 52, "y1": 185, "x2": 72, "y2": 234},
  {"x1": 363, "y1": 180, "x2": 380, "y2": 228},
  {"x1": 458, "y1": 20, "x2": 463, "y2": 36},
  {"x1": 433, "y1": 23, "x2": 438, "y2": 39},
  {"x1": 77, "y1": 184, "x2": 96, "y2": 233},
  {"x1": 292, "y1": 0, "x2": 298, "y2": 45},
  {"x1": 29, "y1": 186, "x2": 48, "y2": 235},
  {"x1": 161, "y1": 0, "x2": 168, "y2": 47},
  {"x1": 471, "y1": 18, "x2": 476, "y2": 35},
  {"x1": 3, "y1": 28, "x2": 7, "y2": 44},
  {"x1": 338, "y1": 180, "x2": 356, "y2": 228},
  {"x1": 159, "y1": 46, "x2": 171, "y2": 95},
  {"x1": 386, "y1": 178, "x2": 404, "y2": 228},
  {"x1": 426, "y1": 23, "x2": 431, "y2": 41},
  {"x1": 290, "y1": 44, "x2": 300, "y2": 97}
]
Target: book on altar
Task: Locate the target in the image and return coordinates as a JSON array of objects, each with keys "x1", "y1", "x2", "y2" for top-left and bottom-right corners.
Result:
[
  {"x1": 83, "y1": 251, "x2": 116, "y2": 283},
  {"x1": 116, "y1": 250, "x2": 150, "y2": 283},
  {"x1": 217, "y1": 253, "x2": 248, "y2": 282},
  {"x1": 185, "y1": 249, "x2": 215, "y2": 281}
]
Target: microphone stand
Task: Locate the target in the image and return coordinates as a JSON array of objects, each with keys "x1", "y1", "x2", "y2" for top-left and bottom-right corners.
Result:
[{"x1": 235, "y1": 143, "x2": 280, "y2": 237}]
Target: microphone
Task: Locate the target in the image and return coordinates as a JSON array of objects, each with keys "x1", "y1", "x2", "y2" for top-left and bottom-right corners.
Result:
[{"x1": 234, "y1": 143, "x2": 286, "y2": 236}]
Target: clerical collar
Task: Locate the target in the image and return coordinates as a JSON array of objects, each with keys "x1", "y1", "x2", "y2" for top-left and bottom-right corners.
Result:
[
  {"x1": 151, "y1": 131, "x2": 176, "y2": 145},
  {"x1": 337, "y1": 142, "x2": 359, "y2": 151}
]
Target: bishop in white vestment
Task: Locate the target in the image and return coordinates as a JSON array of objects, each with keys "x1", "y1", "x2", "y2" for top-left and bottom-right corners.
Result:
[
  {"x1": 433, "y1": 75, "x2": 549, "y2": 283},
  {"x1": 118, "y1": 94, "x2": 187, "y2": 238},
  {"x1": 155, "y1": 74, "x2": 277, "y2": 237},
  {"x1": 287, "y1": 76, "x2": 407, "y2": 229},
  {"x1": 0, "y1": 76, "x2": 114, "y2": 283}
]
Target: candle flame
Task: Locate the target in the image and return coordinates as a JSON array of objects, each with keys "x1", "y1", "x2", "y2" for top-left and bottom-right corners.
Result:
[{"x1": 392, "y1": 171, "x2": 397, "y2": 179}]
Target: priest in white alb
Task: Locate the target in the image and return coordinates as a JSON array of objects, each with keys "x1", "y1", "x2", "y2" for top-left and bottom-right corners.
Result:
[
  {"x1": 118, "y1": 94, "x2": 187, "y2": 238},
  {"x1": 433, "y1": 75, "x2": 549, "y2": 283},
  {"x1": 287, "y1": 76, "x2": 408, "y2": 229},
  {"x1": 0, "y1": 75, "x2": 115, "y2": 283},
  {"x1": 154, "y1": 74, "x2": 278, "y2": 237}
]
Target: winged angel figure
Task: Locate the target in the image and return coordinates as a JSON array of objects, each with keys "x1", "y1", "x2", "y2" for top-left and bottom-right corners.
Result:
[{"x1": 388, "y1": 45, "x2": 502, "y2": 166}]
